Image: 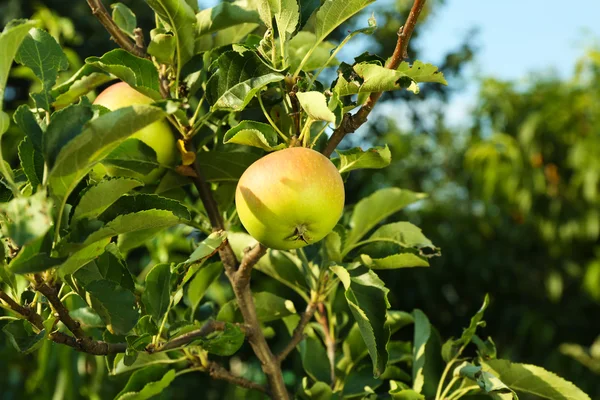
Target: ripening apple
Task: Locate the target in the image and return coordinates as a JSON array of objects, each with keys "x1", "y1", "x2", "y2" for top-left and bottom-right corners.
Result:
[
  {"x1": 235, "y1": 147, "x2": 345, "y2": 250},
  {"x1": 92, "y1": 82, "x2": 176, "y2": 184}
]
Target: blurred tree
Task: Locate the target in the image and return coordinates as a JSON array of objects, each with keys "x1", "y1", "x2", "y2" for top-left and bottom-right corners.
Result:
[{"x1": 346, "y1": 49, "x2": 600, "y2": 397}]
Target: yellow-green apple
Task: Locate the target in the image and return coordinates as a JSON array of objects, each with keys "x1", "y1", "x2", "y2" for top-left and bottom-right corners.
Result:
[
  {"x1": 92, "y1": 82, "x2": 176, "y2": 183},
  {"x1": 235, "y1": 147, "x2": 345, "y2": 250}
]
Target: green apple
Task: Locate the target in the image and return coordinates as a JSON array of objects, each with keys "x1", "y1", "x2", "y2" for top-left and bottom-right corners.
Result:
[
  {"x1": 235, "y1": 147, "x2": 345, "y2": 250},
  {"x1": 92, "y1": 82, "x2": 176, "y2": 184}
]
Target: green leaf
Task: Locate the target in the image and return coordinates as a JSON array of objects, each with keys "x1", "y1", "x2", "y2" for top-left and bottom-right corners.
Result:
[
  {"x1": 142, "y1": 263, "x2": 172, "y2": 323},
  {"x1": 58, "y1": 239, "x2": 111, "y2": 277},
  {"x1": 195, "y1": 1, "x2": 260, "y2": 36},
  {"x1": 457, "y1": 294, "x2": 490, "y2": 347},
  {"x1": 206, "y1": 50, "x2": 284, "y2": 111},
  {"x1": 343, "y1": 363, "x2": 383, "y2": 397},
  {"x1": 223, "y1": 120, "x2": 286, "y2": 151},
  {"x1": 73, "y1": 243, "x2": 135, "y2": 291},
  {"x1": 85, "y1": 279, "x2": 139, "y2": 335},
  {"x1": 146, "y1": 0, "x2": 196, "y2": 67},
  {"x1": 412, "y1": 309, "x2": 430, "y2": 394},
  {"x1": 85, "y1": 49, "x2": 161, "y2": 99},
  {"x1": 335, "y1": 62, "x2": 419, "y2": 96},
  {"x1": 71, "y1": 177, "x2": 143, "y2": 223},
  {"x1": 481, "y1": 359, "x2": 591, "y2": 400},
  {"x1": 397, "y1": 61, "x2": 447, "y2": 85},
  {"x1": 333, "y1": 145, "x2": 391, "y2": 173},
  {"x1": 0, "y1": 19, "x2": 39, "y2": 114},
  {"x1": 147, "y1": 29, "x2": 176, "y2": 64},
  {"x1": 314, "y1": 0, "x2": 374, "y2": 44},
  {"x1": 70, "y1": 307, "x2": 105, "y2": 328},
  {"x1": 51, "y1": 65, "x2": 114, "y2": 110},
  {"x1": 115, "y1": 365, "x2": 176, "y2": 400},
  {"x1": 331, "y1": 265, "x2": 390, "y2": 377},
  {"x1": 111, "y1": 352, "x2": 172, "y2": 375},
  {"x1": 44, "y1": 102, "x2": 94, "y2": 170},
  {"x1": 98, "y1": 194, "x2": 190, "y2": 222},
  {"x1": 344, "y1": 188, "x2": 427, "y2": 250},
  {"x1": 217, "y1": 291, "x2": 296, "y2": 323},
  {"x1": 199, "y1": 322, "x2": 245, "y2": 356},
  {"x1": 100, "y1": 139, "x2": 160, "y2": 175},
  {"x1": 300, "y1": 332, "x2": 331, "y2": 384},
  {"x1": 288, "y1": 32, "x2": 337, "y2": 72},
  {"x1": 0, "y1": 190, "x2": 52, "y2": 247},
  {"x1": 111, "y1": 3, "x2": 137, "y2": 38},
  {"x1": 360, "y1": 253, "x2": 429, "y2": 269},
  {"x1": 298, "y1": 379, "x2": 333, "y2": 400},
  {"x1": 13, "y1": 105, "x2": 43, "y2": 151},
  {"x1": 296, "y1": 91, "x2": 336, "y2": 122},
  {"x1": 228, "y1": 232, "x2": 309, "y2": 300},
  {"x1": 14, "y1": 28, "x2": 68, "y2": 110},
  {"x1": 48, "y1": 104, "x2": 166, "y2": 206},
  {"x1": 258, "y1": 0, "x2": 299, "y2": 54},
  {"x1": 18, "y1": 138, "x2": 44, "y2": 191},
  {"x1": 10, "y1": 252, "x2": 63, "y2": 274},
  {"x1": 2, "y1": 319, "x2": 45, "y2": 353},
  {"x1": 196, "y1": 151, "x2": 260, "y2": 182},
  {"x1": 187, "y1": 262, "x2": 222, "y2": 313},
  {"x1": 77, "y1": 210, "x2": 186, "y2": 249},
  {"x1": 186, "y1": 231, "x2": 227, "y2": 264},
  {"x1": 389, "y1": 381, "x2": 425, "y2": 400}
]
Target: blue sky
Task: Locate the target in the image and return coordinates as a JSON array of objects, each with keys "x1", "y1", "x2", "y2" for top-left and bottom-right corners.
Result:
[
  {"x1": 410, "y1": 0, "x2": 600, "y2": 126},
  {"x1": 418, "y1": 0, "x2": 600, "y2": 80}
]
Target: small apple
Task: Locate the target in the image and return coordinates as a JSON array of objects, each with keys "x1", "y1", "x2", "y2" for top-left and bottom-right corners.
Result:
[
  {"x1": 92, "y1": 82, "x2": 176, "y2": 183},
  {"x1": 235, "y1": 147, "x2": 345, "y2": 250}
]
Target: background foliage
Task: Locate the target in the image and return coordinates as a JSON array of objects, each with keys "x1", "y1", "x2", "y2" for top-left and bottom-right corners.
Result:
[{"x1": 1, "y1": 0, "x2": 599, "y2": 399}]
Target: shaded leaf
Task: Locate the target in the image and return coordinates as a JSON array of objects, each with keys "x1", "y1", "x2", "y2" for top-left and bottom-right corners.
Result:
[
  {"x1": 0, "y1": 190, "x2": 52, "y2": 247},
  {"x1": 288, "y1": 32, "x2": 336, "y2": 72},
  {"x1": 13, "y1": 105, "x2": 43, "y2": 151},
  {"x1": 2, "y1": 319, "x2": 45, "y2": 353},
  {"x1": 48, "y1": 104, "x2": 166, "y2": 206},
  {"x1": 187, "y1": 262, "x2": 222, "y2": 312},
  {"x1": 86, "y1": 279, "x2": 138, "y2": 335},
  {"x1": 100, "y1": 139, "x2": 160, "y2": 175},
  {"x1": 115, "y1": 365, "x2": 176, "y2": 400},
  {"x1": 18, "y1": 137, "x2": 44, "y2": 191},
  {"x1": 196, "y1": 151, "x2": 260, "y2": 182},
  {"x1": 111, "y1": 3, "x2": 137, "y2": 38},
  {"x1": 331, "y1": 265, "x2": 390, "y2": 377},
  {"x1": 186, "y1": 231, "x2": 227, "y2": 264},
  {"x1": 52, "y1": 64, "x2": 114, "y2": 109},
  {"x1": 196, "y1": 1, "x2": 260, "y2": 37},
  {"x1": 412, "y1": 310, "x2": 430, "y2": 394},
  {"x1": 142, "y1": 263, "x2": 172, "y2": 323},
  {"x1": 300, "y1": 332, "x2": 331, "y2": 384},
  {"x1": 206, "y1": 50, "x2": 284, "y2": 111},
  {"x1": 345, "y1": 188, "x2": 426, "y2": 249},
  {"x1": 15, "y1": 28, "x2": 68, "y2": 110},
  {"x1": 217, "y1": 291, "x2": 296, "y2": 323},
  {"x1": 71, "y1": 177, "x2": 143, "y2": 224}
]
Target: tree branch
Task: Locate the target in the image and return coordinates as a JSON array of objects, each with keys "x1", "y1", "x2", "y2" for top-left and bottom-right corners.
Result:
[
  {"x1": 208, "y1": 361, "x2": 268, "y2": 394},
  {"x1": 159, "y1": 320, "x2": 226, "y2": 352},
  {"x1": 190, "y1": 153, "x2": 289, "y2": 399},
  {"x1": 1, "y1": 289, "x2": 126, "y2": 355},
  {"x1": 321, "y1": 0, "x2": 427, "y2": 157},
  {"x1": 35, "y1": 282, "x2": 86, "y2": 338},
  {"x1": 277, "y1": 300, "x2": 317, "y2": 363},
  {"x1": 86, "y1": 0, "x2": 147, "y2": 58}
]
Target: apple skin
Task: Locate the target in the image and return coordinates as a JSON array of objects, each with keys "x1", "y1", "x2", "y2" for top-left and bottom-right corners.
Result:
[
  {"x1": 235, "y1": 147, "x2": 345, "y2": 250},
  {"x1": 92, "y1": 82, "x2": 176, "y2": 183}
]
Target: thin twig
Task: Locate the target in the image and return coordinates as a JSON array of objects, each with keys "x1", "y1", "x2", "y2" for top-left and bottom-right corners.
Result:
[
  {"x1": 316, "y1": 303, "x2": 336, "y2": 384},
  {"x1": 276, "y1": 301, "x2": 318, "y2": 362},
  {"x1": 159, "y1": 320, "x2": 226, "y2": 352},
  {"x1": 35, "y1": 282, "x2": 86, "y2": 338},
  {"x1": 1, "y1": 289, "x2": 127, "y2": 355},
  {"x1": 321, "y1": 0, "x2": 427, "y2": 157},
  {"x1": 85, "y1": 0, "x2": 147, "y2": 58},
  {"x1": 208, "y1": 361, "x2": 268, "y2": 394}
]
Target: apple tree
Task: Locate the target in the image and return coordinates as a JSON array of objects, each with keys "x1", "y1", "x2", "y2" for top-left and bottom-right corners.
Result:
[{"x1": 0, "y1": 0, "x2": 593, "y2": 399}]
